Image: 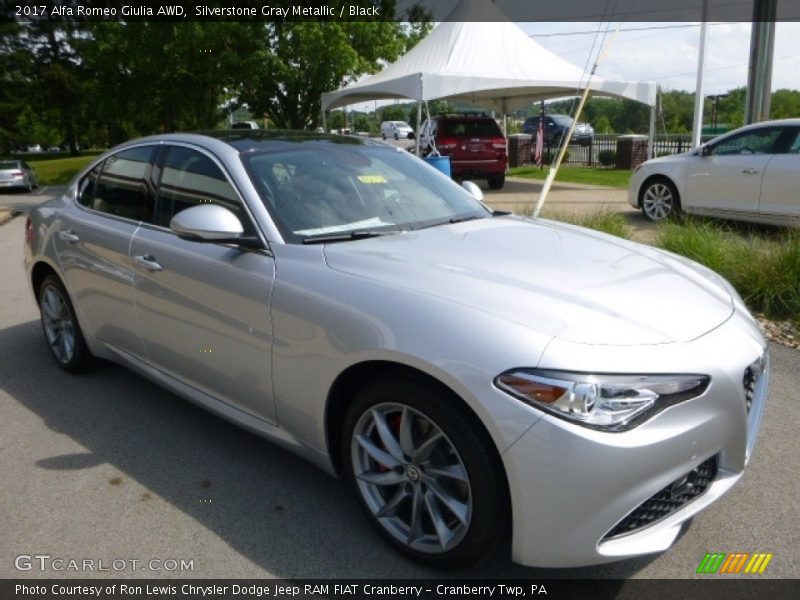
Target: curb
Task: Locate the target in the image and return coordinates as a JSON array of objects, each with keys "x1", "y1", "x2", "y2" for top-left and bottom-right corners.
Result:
[{"x1": 0, "y1": 210, "x2": 19, "y2": 226}]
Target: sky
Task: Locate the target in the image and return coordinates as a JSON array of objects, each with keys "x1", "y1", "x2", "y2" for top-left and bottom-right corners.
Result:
[
  {"x1": 348, "y1": 20, "x2": 800, "y2": 114},
  {"x1": 520, "y1": 21, "x2": 800, "y2": 94}
]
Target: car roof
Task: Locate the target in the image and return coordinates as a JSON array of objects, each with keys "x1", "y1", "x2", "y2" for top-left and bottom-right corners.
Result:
[
  {"x1": 734, "y1": 118, "x2": 800, "y2": 130},
  {"x1": 115, "y1": 130, "x2": 386, "y2": 154}
]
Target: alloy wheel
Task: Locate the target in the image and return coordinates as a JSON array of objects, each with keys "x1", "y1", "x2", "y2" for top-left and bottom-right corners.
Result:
[
  {"x1": 41, "y1": 284, "x2": 76, "y2": 364},
  {"x1": 642, "y1": 182, "x2": 675, "y2": 220},
  {"x1": 350, "y1": 402, "x2": 473, "y2": 554}
]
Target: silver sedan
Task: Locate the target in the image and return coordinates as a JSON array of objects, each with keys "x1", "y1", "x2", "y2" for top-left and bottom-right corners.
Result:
[
  {"x1": 0, "y1": 159, "x2": 38, "y2": 192},
  {"x1": 24, "y1": 131, "x2": 767, "y2": 569}
]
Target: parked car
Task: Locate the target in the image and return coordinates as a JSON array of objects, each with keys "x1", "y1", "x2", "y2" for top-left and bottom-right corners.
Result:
[
  {"x1": 630, "y1": 118, "x2": 800, "y2": 225},
  {"x1": 419, "y1": 114, "x2": 508, "y2": 189},
  {"x1": 25, "y1": 131, "x2": 767, "y2": 569},
  {"x1": 381, "y1": 120, "x2": 415, "y2": 140},
  {"x1": 522, "y1": 114, "x2": 594, "y2": 147},
  {"x1": 0, "y1": 159, "x2": 38, "y2": 192},
  {"x1": 231, "y1": 121, "x2": 259, "y2": 130}
]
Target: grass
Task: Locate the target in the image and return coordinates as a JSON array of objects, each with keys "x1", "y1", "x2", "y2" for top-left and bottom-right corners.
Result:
[
  {"x1": 658, "y1": 217, "x2": 800, "y2": 322},
  {"x1": 18, "y1": 152, "x2": 102, "y2": 186},
  {"x1": 518, "y1": 206, "x2": 632, "y2": 240},
  {"x1": 508, "y1": 165, "x2": 632, "y2": 188}
]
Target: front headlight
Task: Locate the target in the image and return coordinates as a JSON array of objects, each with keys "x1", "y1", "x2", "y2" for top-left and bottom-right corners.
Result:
[{"x1": 495, "y1": 370, "x2": 710, "y2": 432}]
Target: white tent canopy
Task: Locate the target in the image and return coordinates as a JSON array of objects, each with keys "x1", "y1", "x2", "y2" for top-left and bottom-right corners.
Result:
[{"x1": 321, "y1": 1, "x2": 657, "y2": 114}]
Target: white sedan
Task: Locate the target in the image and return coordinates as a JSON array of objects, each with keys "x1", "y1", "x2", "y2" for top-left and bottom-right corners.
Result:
[{"x1": 629, "y1": 118, "x2": 800, "y2": 226}]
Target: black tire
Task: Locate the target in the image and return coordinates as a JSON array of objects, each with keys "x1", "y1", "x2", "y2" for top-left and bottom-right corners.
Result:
[
  {"x1": 342, "y1": 374, "x2": 509, "y2": 569},
  {"x1": 38, "y1": 274, "x2": 93, "y2": 373},
  {"x1": 487, "y1": 173, "x2": 505, "y2": 190},
  {"x1": 639, "y1": 176, "x2": 681, "y2": 222}
]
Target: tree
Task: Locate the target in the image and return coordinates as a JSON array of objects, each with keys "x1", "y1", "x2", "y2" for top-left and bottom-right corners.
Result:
[
  {"x1": 237, "y1": 2, "x2": 432, "y2": 129},
  {"x1": 10, "y1": 17, "x2": 88, "y2": 153},
  {"x1": 83, "y1": 22, "x2": 254, "y2": 143},
  {"x1": 381, "y1": 105, "x2": 408, "y2": 122}
]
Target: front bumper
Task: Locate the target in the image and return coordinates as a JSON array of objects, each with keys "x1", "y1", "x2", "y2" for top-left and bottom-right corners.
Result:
[{"x1": 502, "y1": 311, "x2": 768, "y2": 567}]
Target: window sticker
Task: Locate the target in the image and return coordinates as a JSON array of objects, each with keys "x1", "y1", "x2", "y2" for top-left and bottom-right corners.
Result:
[{"x1": 357, "y1": 175, "x2": 387, "y2": 184}]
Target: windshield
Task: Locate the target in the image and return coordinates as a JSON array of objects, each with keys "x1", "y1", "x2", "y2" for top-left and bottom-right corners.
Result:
[
  {"x1": 0, "y1": 161, "x2": 20, "y2": 169},
  {"x1": 552, "y1": 115, "x2": 573, "y2": 126},
  {"x1": 242, "y1": 144, "x2": 489, "y2": 243}
]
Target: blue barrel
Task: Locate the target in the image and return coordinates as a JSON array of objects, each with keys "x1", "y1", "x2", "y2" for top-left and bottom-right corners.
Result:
[{"x1": 423, "y1": 155, "x2": 451, "y2": 178}]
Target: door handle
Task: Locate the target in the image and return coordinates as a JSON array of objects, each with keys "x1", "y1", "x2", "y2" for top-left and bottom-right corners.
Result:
[
  {"x1": 741, "y1": 168, "x2": 759, "y2": 174},
  {"x1": 58, "y1": 230, "x2": 80, "y2": 244},
  {"x1": 134, "y1": 254, "x2": 164, "y2": 272}
]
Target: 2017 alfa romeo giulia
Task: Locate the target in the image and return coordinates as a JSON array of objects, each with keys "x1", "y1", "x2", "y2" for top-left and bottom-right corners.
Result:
[{"x1": 24, "y1": 131, "x2": 768, "y2": 568}]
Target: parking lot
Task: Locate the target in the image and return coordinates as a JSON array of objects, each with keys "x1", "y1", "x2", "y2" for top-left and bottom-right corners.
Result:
[{"x1": 0, "y1": 188, "x2": 798, "y2": 579}]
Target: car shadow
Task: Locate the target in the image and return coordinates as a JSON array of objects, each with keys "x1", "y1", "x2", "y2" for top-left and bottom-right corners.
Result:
[{"x1": 0, "y1": 319, "x2": 656, "y2": 579}]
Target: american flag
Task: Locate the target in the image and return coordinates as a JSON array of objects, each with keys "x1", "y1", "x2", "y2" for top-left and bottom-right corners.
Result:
[{"x1": 533, "y1": 101, "x2": 545, "y2": 168}]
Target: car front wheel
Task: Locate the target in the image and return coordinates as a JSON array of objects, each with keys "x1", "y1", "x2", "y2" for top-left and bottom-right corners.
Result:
[
  {"x1": 640, "y1": 177, "x2": 680, "y2": 221},
  {"x1": 343, "y1": 375, "x2": 507, "y2": 568}
]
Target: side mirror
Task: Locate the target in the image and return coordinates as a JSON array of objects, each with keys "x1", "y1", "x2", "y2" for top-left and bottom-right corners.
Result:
[
  {"x1": 170, "y1": 204, "x2": 245, "y2": 242},
  {"x1": 700, "y1": 145, "x2": 713, "y2": 157},
  {"x1": 461, "y1": 180, "x2": 484, "y2": 202}
]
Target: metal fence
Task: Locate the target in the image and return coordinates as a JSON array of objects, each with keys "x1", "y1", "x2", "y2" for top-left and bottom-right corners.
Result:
[{"x1": 528, "y1": 134, "x2": 717, "y2": 168}]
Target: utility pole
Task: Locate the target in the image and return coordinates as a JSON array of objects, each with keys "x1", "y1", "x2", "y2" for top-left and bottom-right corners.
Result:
[
  {"x1": 691, "y1": 0, "x2": 709, "y2": 148},
  {"x1": 745, "y1": 0, "x2": 777, "y2": 124}
]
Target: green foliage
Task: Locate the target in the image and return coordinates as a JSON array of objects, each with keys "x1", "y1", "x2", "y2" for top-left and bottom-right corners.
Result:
[
  {"x1": 381, "y1": 105, "x2": 408, "y2": 122},
  {"x1": 23, "y1": 153, "x2": 101, "y2": 185},
  {"x1": 552, "y1": 211, "x2": 631, "y2": 239},
  {"x1": 658, "y1": 218, "x2": 800, "y2": 321},
  {"x1": 598, "y1": 150, "x2": 616, "y2": 166},
  {"x1": 4, "y1": 3, "x2": 432, "y2": 147},
  {"x1": 593, "y1": 115, "x2": 612, "y2": 134},
  {"x1": 508, "y1": 166, "x2": 632, "y2": 188}
]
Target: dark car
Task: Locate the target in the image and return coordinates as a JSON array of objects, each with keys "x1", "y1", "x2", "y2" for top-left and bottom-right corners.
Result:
[
  {"x1": 419, "y1": 115, "x2": 508, "y2": 189},
  {"x1": 523, "y1": 114, "x2": 594, "y2": 147}
]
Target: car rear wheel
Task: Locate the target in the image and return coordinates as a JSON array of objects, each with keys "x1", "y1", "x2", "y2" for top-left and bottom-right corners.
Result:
[
  {"x1": 38, "y1": 275, "x2": 93, "y2": 372},
  {"x1": 487, "y1": 173, "x2": 505, "y2": 190},
  {"x1": 641, "y1": 177, "x2": 680, "y2": 221},
  {"x1": 342, "y1": 375, "x2": 507, "y2": 568}
]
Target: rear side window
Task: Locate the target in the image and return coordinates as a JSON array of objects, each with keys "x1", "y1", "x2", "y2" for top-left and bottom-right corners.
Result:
[
  {"x1": 155, "y1": 146, "x2": 251, "y2": 232},
  {"x1": 440, "y1": 119, "x2": 502, "y2": 137},
  {"x1": 90, "y1": 146, "x2": 155, "y2": 220}
]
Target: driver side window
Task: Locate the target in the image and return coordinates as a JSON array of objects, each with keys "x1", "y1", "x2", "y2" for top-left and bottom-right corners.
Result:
[{"x1": 711, "y1": 127, "x2": 782, "y2": 156}]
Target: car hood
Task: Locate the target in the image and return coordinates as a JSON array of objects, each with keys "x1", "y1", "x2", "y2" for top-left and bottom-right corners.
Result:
[
  {"x1": 641, "y1": 151, "x2": 695, "y2": 167},
  {"x1": 323, "y1": 217, "x2": 733, "y2": 346}
]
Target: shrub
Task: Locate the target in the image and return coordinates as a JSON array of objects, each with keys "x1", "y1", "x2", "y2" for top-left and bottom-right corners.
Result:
[
  {"x1": 658, "y1": 218, "x2": 800, "y2": 321},
  {"x1": 598, "y1": 150, "x2": 616, "y2": 166}
]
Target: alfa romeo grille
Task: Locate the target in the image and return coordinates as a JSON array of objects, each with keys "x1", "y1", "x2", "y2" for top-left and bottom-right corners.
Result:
[
  {"x1": 743, "y1": 366, "x2": 758, "y2": 414},
  {"x1": 603, "y1": 456, "x2": 718, "y2": 539}
]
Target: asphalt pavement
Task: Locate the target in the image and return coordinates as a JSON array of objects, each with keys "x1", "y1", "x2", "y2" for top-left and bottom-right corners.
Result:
[{"x1": 0, "y1": 202, "x2": 798, "y2": 579}]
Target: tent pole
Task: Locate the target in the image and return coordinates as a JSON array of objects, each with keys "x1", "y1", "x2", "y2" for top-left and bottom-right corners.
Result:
[
  {"x1": 415, "y1": 100, "x2": 422, "y2": 156},
  {"x1": 648, "y1": 94, "x2": 656, "y2": 159},
  {"x1": 534, "y1": 29, "x2": 621, "y2": 217}
]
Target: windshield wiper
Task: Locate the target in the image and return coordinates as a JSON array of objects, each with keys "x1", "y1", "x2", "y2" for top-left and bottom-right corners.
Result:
[
  {"x1": 449, "y1": 214, "x2": 485, "y2": 224},
  {"x1": 302, "y1": 230, "x2": 397, "y2": 244}
]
